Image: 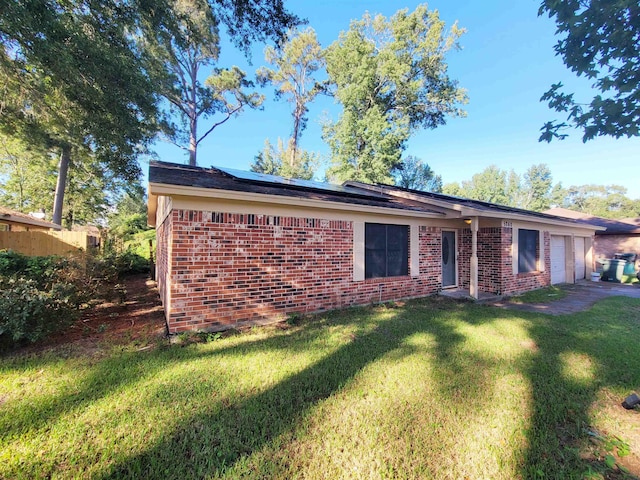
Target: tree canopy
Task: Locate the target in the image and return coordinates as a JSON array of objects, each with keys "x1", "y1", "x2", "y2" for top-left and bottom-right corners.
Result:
[
  {"x1": 250, "y1": 138, "x2": 318, "y2": 180},
  {"x1": 442, "y1": 163, "x2": 640, "y2": 218},
  {"x1": 558, "y1": 184, "x2": 640, "y2": 219},
  {"x1": 394, "y1": 156, "x2": 442, "y2": 192},
  {"x1": 148, "y1": 0, "x2": 266, "y2": 166},
  {"x1": 257, "y1": 27, "x2": 324, "y2": 169},
  {"x1": 539, "y1": 0, "x2": 640, "y2": 142},
  {"x1": 0, "y1": 0, "x2": 300, "y2": 222},
  {"x1": 443, "y1": 164, "x2": 556, "y2": 211},
  {"x1": 0, "y1": 0, "x2": 160, "y2": 224},
  {"x1": 323, "y1": 5, "x2": 467, "y2": 184}
]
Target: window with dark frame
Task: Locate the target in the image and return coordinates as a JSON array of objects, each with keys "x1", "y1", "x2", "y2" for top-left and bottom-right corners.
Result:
[
  {"x1": 365, "y1": 223, "x2": 409, "y2": 279},
  {"x1": 518, "y1": 229, "x2": 538, "y2": 273}
]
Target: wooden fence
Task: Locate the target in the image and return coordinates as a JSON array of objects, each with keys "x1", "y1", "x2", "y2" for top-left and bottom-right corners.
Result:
[{"x1": 0, "y1": 231, "x2": 99, "y2": 257}]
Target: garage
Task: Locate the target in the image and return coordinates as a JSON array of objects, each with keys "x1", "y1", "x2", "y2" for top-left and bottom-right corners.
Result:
[
  {"x1": 550, "y1": 235, "x2": 566, "y2": 284},
  {"x1": 574, "y1": 237, "x2": 586, "y2": 280}
]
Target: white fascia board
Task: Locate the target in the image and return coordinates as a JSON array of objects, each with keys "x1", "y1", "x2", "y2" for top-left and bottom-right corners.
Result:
[
  {"x1": 148, "y1": 182, "x2": 446, "y2": 220},
  {"x1": 345, "y1": 183, "x2": 604, "y2": 233}
]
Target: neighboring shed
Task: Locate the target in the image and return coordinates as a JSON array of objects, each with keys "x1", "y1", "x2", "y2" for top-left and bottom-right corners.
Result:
[
  {"x1": 0, "y1": 206, "x2": 60, "y2": 231},
  {"x1": 148, "y1": 161, "x2": 601, "y2": 333},
  {"x1": 545, "y1": 207, "x2": 640, "y2": 269}
]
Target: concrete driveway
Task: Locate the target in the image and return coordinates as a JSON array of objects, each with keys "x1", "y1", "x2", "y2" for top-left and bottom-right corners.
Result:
[{"x1": 492, "y1": 280, "x2": 640, "y2": 315}]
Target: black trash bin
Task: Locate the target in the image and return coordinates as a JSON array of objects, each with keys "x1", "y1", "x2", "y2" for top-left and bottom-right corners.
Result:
[{"x1": 600, "y1": 259, "x2": 626, "y2": 282}]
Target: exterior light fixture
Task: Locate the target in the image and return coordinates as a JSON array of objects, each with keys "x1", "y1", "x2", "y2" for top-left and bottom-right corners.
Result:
[{"x1": 463, "y1": 218, "x2": 472, "y2": 225}]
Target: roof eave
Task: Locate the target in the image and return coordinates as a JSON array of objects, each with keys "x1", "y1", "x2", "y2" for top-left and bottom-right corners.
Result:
[
  {"x1": 147, "y1": 183, "x2": 158, "y2": 227},
  {"x1": 345, "y1": 182, "x2": 605, "y2": 232},
  {"x1": 0, "y1": 213, "x2": 60, "y2": 230},
  {"x1": 148, "y1": 182, "x2": 446, "y2": 220}
]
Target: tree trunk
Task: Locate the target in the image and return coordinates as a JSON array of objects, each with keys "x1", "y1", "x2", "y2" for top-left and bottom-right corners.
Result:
[
  {"x1": 52, "y1": 145, "x2": 71, "y2": 227},
  {"x1": 291, "y1": 104, "x2": 303, "y2": 167},
  {"x1": 188, "y1": 58, "x2": 198, "y2": 167},
  {"x1": 189, "y1": 115, "x2": 197, "y2": 166}
]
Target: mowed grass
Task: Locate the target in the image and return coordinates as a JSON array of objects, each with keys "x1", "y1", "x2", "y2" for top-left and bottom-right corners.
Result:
[
  {"x1": 2, "y1": 296, "x2": 640, "y2": 479},
  {"x1": 510, "y1": 285, "x2": 567, "y2": 304}
]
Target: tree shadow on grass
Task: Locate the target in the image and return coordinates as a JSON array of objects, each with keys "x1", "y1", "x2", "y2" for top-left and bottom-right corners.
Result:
[
  {"x1": 11, "y1": 295, "x2": 636, "y2": 478},
  {"x1": 0, "y1": 309, "x2": 352, "y2": 445},
  {"x1": 96, "y1": 299, "x2": 486, "y2": 479},
  {"x1": 514, "y1": 298, "x2": 640, "y2": 479}
]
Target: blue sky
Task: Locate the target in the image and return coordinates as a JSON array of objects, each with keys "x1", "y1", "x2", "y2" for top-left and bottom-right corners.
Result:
[{"x1": 150, "y1": 0, "x2": 640, "y2": 199}]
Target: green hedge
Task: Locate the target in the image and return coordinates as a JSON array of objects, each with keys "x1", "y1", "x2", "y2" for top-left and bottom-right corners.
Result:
[{"x1": 0, "y1": 249, "x2": 150, "y2": 349}]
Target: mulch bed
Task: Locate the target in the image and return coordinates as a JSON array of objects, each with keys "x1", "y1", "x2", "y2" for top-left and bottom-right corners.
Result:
[{"x1": 8, "y1": 274, "x2": 167, "y2": 356}]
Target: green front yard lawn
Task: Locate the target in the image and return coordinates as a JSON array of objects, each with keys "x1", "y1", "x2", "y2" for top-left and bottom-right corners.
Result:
[{"x1": 2, "y1": 295, "x2": 640, "y2": 479}]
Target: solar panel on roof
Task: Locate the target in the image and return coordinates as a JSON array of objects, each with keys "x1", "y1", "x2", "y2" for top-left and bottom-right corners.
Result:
[{"x1": 213, "y1": 166, "x2": 389, "y2": 200}]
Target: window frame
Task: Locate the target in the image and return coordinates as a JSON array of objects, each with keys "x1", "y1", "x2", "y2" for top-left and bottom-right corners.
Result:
[
  {"x1": 364, "y1": 223, "x2": 409, "y2": 279},
  {"x1": 518, "y1": 228, "x2": 539, "y2": 273}
]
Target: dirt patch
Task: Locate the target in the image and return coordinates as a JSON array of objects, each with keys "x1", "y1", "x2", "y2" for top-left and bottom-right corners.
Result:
[
  {"x1": 10, "y1": 274, "x2": 166, "y2": 356},
  {"x1": 594, "y1": 391, "x2": 640, "y2": 477}
]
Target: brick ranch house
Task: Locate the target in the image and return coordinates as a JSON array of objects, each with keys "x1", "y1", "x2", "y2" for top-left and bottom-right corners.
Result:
[{"x1": 148, "y1": 161, "x2": 601, "y2": 333}]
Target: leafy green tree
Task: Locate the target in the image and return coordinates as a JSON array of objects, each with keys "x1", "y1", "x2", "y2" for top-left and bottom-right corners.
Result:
[
  {"x1": 0, "y1": 133, "x2": 113, "y2": 227},
  {"x1": 0, "y1": 0, "x2": 300, "y2": 223},
  {"x1": 560, "y1": 184, "x2": 640, "y2": 219},
  {"x1": 442, "y1": 181, "x2": 464, "y2": 198},
  {"x1": 147, "y1": 0, "x2": 265, "y2": 166},
  {"x1": 506, "y1": 170, "x2": 523, "y2": 207},
  {"x1": 257, "y1": 27, "x2": 324, "y2": 167},
  {"x1": 442, "y1": 164, "x2": 560, "y2": 210},
  {"x1": 549, "y1": 182, "x2": 568, "y2": 209},
  {"x1": 323, "y1": 5, "x2": 467, "y2": 184},
  {"x1": 108, "y1": 187, "x2": 150, "y2": 241},
  {"x1": 250, "y1": 138, "x2": 318, "y2": 180},
  {"x1": 520, "y1": 164, "x2": 553, "y2": 211},
  {"x1": 539, "y1": 0, "x2": 640, "y2": 142},
  {"x1": 0, "y1": 134, "x2": 55, "y2": 214},
  {"x1": 394, "y1": 155, "x2": 442, "y2": 192},
  {"x1": 0, "y1": 0, "x2": 159, "y2": 225},
  {"x1": 443, "y1": 165, "x2": 514, "y2": 206}
]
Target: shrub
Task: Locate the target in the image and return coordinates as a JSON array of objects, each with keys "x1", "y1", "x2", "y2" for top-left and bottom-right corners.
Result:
[
  {"x1": 0, "y1": 248, "x2": 152, "y2": 349},
  {"x1": 92, "y1": 250, "x2": 150, "y2": 283},
  {"x1": 0, "y1": 277, "x2": 79, "y2": 346},
  {"x1": 114, "y1": 250, "x2": 150, "y2": 276},
  {"x1": 0, "y1": 251, "x2": 105, "y2": 348}
]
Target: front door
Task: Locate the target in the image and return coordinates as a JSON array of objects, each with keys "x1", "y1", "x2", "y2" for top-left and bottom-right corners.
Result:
[{"x1": 442, "y1": 231, "x2": 456, "y2": 287}]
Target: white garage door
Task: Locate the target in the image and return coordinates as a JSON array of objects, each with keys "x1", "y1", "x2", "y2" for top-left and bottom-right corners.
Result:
[
  {"x1": 574, "y1": 237, "x2": 586, "y2": 280},
  {"x1": 551, "y1": 236, "x2": 566, "y2": 284}
]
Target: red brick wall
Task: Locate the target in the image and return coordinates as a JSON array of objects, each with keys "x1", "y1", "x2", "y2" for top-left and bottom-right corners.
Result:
[
  {"x1": 594, "y1": 234, "x2": 640, "y2": 269},
  {"x1": 458, "y1": 227, "x2": 550, "y2": 295},
  {"x1": 163, "y1": 209, "x2": 442, "y2": 333},
  {"x1": 458, "y1": 227, "x2": 508, "y2": 294},
  {"x1": 500, "y1": 229, "x2": 551, "y2": 295},
  {"x1": 459, "y1": 229, "x2": 470, "y2": 289},
  {"x1": 478, "y1": 227, "x2": 506, "y2": 294}
]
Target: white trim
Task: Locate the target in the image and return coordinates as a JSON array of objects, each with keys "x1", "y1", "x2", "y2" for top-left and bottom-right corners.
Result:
[
  {"x1": 353, "y1": 222, "x2": 365, "y2": 281},
  {"x1": 410, "y1": 224, "x2": 419, "y2": 277},
  {"x1": 512, "y1": 226, "x2": 519, "y2": 276},
  {"x1": 441, "y1": 228, "x2": 458, "y2": 288},
  {"x1": 538, "y1": 230, "x2": 546, "y2": 272},
  {"x1": 346, "y1": 182, "x2": 605, "y2": 231},
  {"x1": 512, "y1": 224, "x2": 544, "y2": 275},
  {"x1": 148, "y1": 182, "x2": 445, "y2": 225}
]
